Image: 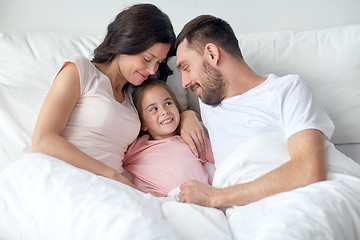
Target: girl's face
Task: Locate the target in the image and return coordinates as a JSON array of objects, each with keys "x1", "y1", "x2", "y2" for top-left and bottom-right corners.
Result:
[
  {"x1": 140, "y1": 85, "x2": 180, "y2": 140},
  {"x1": 118, "y1": 43, "x2": 171, "y2": 86}
]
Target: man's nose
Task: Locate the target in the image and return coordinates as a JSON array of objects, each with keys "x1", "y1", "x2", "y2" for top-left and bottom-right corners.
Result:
[{"x1": 181, "y1": 73, "x2": 191, "y2": 89}]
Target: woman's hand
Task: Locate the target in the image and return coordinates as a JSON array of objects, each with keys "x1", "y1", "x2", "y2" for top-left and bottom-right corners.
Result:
[{"x1": 179, "y1": 110, "x2": 207, "y2": 159}]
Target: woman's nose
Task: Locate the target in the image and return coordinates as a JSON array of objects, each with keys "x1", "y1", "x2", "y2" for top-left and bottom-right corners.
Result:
[{"x1": 147, "y1": 63, "x2": 158, "y2": 75}]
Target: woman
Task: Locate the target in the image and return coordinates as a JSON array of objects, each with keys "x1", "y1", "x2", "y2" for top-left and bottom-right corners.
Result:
[{"x1": 32, "y1": 3, "x2": 205, "y2": 192}]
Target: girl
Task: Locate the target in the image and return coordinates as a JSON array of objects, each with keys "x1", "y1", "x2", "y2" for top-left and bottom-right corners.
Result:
[{"x1": 123, "y1": 80, "x2": 214, "y2": 196}]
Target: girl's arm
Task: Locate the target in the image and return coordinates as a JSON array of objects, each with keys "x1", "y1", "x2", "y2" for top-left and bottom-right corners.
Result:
[
  {"x1": 179, "y1": 110, "x2": 207, "y2": 159},
  {"x1": 32, "y1": 62, "x2": 138, "y2": 189}
]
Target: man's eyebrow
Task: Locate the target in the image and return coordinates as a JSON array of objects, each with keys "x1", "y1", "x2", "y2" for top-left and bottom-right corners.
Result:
[{"x1": 176, "y1": 61, "x2": 183, "y2": 70}]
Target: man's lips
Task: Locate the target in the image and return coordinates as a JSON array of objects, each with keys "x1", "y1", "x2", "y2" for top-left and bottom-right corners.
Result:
[{"x1": 191, "y1": 84, "x2": 201, "y2": 96}]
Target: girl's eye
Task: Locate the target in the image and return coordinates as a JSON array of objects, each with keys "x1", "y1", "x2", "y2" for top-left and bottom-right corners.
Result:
[
  {"x1": 150, "y1": 107, "x2": 157, "y2": 112},
  {"x1": 184, "y1": 66, "x2": 189, "y2": 72},
  {"x1": 165, "y1": 101, "x2": 173, "y2": 106},
  {"x1": 143, "y1": 57, "x2": 150, "y2": 63}
]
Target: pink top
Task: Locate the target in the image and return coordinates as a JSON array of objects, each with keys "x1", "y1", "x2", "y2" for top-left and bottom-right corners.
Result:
[
  {"x1": 60, "y1": 56, "x2": 141, "y2": 173},
  {"x1": 123, "y1": 134, "x2": 214, "y2": 195}
]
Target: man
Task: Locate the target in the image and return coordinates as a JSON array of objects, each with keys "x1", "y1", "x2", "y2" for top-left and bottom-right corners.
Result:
[{"x1": 175, "y1": 15, "x2": 334, "y2": 208}]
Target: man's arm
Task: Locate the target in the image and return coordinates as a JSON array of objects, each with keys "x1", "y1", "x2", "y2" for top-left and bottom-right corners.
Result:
[{"x1": 179, "y1": 129, "x2": 326, "y2": 208}]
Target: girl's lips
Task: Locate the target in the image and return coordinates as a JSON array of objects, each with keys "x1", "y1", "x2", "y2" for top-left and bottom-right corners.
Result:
[{"x1": 160, "y1": 118, "x2": 173, "y2": 125}]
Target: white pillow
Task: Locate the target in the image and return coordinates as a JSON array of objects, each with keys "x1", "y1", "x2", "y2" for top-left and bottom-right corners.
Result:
[
  {"x1": 0, "y1": 83, "x2": 47, "y2": 171},
  {"x1": 0, "y1": 32, "x2": 100, "y2": 90}
]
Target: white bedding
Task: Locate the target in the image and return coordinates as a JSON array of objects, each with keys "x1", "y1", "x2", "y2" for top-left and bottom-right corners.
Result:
[
  {"x1": 1, "y1": 133, "x2": 359, "y2": 239},
  {"x1": 213, "y1": 132, "x2": 360, "y2": 240},
  {"x1": 0, "y1": 153, "x2": 232, "y2": 240}
]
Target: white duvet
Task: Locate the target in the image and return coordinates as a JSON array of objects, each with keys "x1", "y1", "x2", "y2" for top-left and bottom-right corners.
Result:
[
  {"x1": 1, "y1": 132, "x2": 359, "y2": 239},
  {"x1": 213, "y1": 132, "x2": 360, "y2": 240}
]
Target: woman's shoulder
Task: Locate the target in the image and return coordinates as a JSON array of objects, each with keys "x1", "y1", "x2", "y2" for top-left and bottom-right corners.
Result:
[{"x1": 66, "y1": 55, "x2": 94, "y2": 69}]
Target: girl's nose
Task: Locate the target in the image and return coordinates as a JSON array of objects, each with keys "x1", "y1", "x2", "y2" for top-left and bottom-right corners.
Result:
[{"x1": 161, "y1": 108, "x2": 169, "y2": 116}]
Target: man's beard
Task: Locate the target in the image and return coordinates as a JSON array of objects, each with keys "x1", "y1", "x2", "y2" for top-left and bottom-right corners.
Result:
[{"x1": 196, "y1": 60, "x2": 227, "y2": 106}]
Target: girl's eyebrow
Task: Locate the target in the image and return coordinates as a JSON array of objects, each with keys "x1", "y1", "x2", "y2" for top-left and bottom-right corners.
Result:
[
  {"x1": 145, "y1": 97, "x2": 173, "y2": 110},
  {"x1": 145, "y1": 102, "x2": 157, "y2": 110}
]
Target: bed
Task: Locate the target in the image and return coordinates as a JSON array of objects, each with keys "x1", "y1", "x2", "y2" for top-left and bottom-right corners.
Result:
[{"x1": 1, "y1": 0, "x2": 360, "y2": 239}]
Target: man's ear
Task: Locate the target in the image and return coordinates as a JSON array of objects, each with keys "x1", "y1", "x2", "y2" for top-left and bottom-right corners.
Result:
[{"x1": 204, "y1": 43, "x2": 220, "y2": 66}]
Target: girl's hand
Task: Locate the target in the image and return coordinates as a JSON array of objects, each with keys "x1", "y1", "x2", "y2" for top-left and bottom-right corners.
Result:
[{"x1": 179, "y1": 110, "x2": 207, "y2": 159}]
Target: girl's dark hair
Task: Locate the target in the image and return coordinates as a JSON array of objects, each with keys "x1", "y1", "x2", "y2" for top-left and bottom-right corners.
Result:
[
  {"x1": 176, "y1": 15, "x2": 243, "y2": 59},
  {"x1": 92, "y1": 4, "x2": 176, "y2": 80}
]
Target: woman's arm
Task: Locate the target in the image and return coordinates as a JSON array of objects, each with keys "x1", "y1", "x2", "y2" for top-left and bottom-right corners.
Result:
[
  {"x1": 179, "y1": 110, "x2": 207, "y2": 159},
  {"x1": 32, "y1": 63, "x2": 137, "y2": 189}
]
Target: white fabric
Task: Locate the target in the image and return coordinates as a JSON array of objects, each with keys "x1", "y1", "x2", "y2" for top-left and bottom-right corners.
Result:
[
  {"x1": 212, "y1": 132, "x2": 360, "y2": 240},
  {"x1": 0, "y1": 83, "x2": 47, "y2": 171},
  {"x1": 200, "y1": 74, "x2": 334, "y2": 167},
  {"x1": 0, "y1": 153, "x2": 233, "y2": 240}
]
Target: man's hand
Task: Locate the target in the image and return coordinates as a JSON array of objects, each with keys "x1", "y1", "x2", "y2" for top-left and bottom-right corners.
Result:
[
  {"x1": 180, "y1": 110, "x2": 207, "y2": 159},
  {"x1": 179, "y1": 180, "x2": 219, "y2": 207}
]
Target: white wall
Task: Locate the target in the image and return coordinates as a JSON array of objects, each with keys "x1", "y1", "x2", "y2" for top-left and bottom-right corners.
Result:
[{"x1": 1, "y1": 0, "x2": 360, "y2": 36}]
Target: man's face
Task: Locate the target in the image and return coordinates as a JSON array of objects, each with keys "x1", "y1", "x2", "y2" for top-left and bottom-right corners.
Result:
[{"x1": 176, "y1": 40, "x2": 226, "y2": 106}]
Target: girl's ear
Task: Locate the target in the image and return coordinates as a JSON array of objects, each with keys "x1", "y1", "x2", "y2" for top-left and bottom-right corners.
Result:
[{"x1": 141, "y1": 123, "x2": 148, "y2": 131}]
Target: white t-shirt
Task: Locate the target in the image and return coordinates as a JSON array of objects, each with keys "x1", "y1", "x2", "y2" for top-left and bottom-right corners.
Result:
[
  {"x1": 60, "y1": 56, "x2": 141, "y2": 173},
  {"x1": 200, "y1": 74, "x2": 334, "y2": 167}
]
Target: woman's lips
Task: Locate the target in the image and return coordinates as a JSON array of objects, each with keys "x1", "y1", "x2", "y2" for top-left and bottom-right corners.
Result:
[{"x1": 138, "y1": 71, "x2": 149, "y2": 80}]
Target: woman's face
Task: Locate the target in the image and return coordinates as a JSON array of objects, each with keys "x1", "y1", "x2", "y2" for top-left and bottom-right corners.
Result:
[
  {"x1": 118, "y1": 43, "x2": 171, "y2": 86},
  {"x1": 140, "y1": 85, "x2": 180, "y2": 140}
]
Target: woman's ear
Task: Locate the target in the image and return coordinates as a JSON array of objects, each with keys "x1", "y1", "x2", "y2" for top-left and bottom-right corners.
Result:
[{"x1": 204, "y1": 43, "x2": 220, "y2": 66}]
